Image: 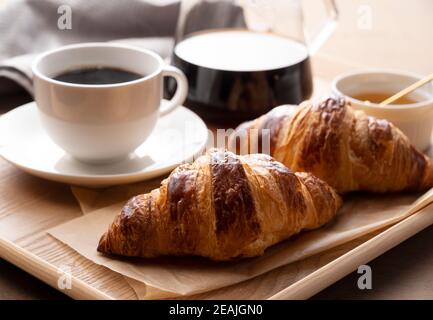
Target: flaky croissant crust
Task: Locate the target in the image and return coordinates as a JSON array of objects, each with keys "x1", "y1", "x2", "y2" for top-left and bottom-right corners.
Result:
[
  {"x1": 230, "y1": 97, "x2": 433, "y2": 194},
  {"x1": 98, "y1": 149, "x2": 341, "y2": 261}
]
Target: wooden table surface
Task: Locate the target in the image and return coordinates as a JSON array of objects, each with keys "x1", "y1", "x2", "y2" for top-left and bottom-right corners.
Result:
[{"x1": 1, "y1": 0, "x2": 433, "y2": 299}]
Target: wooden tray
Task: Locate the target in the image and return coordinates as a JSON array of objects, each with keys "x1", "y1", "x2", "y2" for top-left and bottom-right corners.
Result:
[
  {"x1": 1, "y1": 59, "x2": 432, "y2": 298},
  {"x1": 1, "y1": 154, "x2": 433, "y2": 300}
]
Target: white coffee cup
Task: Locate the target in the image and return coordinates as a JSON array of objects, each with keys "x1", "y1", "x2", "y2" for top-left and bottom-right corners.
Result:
[{"x1": 32, "y1": 43, "x2": 188, "y2": 163}]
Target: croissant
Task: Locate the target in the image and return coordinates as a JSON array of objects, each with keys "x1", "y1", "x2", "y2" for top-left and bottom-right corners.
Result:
[
  {"x1": 98, "y1": 149, "x2": 341, "y2": 261},
  {"x1": 229, "y1": 96, "x2": 433, "y2": 194}
]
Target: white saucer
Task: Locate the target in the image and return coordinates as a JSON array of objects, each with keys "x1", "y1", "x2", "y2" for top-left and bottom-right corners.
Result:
[{"x1": 0, "y1": 102, "x2": 208, "y2": 187}]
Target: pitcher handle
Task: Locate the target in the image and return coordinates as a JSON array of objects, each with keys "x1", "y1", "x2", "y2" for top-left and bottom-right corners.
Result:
[{"x1": 307, "y1": 0, "x2": 338, "y2": 55}]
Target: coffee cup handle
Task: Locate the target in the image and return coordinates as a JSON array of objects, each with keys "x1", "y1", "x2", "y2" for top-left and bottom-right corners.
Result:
[{"x1": 160, "y1": 65, "x2": 188, "y2": 116}]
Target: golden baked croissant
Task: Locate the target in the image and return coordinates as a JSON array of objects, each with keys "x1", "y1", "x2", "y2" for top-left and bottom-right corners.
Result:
[
  {"x1": 229, "y1": 96, "x2": 433, "y2": 194},
  {"x1": 98, "y1": 149, "x2": 341, "y2": 261}
]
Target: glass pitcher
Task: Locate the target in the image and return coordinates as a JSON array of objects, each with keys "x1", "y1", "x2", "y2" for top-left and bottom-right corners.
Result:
[{"x1": 170, "y1": 0, "x2": 338, "y2": 122}]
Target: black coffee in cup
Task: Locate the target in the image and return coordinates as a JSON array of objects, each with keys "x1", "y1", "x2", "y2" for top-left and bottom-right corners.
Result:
[
  {"x1": 171, "y1": 30, "x2": 313, "y2": 122},
  {"x1": 54, "y1": 67, "x2": 142, "y2": 85}
]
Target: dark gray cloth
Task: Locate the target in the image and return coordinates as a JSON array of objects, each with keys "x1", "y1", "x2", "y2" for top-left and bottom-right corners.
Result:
[{"x1": 0, "y1": 0, "x2": 180, "y2": 96}]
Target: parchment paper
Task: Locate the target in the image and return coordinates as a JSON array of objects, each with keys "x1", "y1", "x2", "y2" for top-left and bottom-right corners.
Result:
[{"x1": 49, "y1": 187, "x2": 433, "y2": 299}]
